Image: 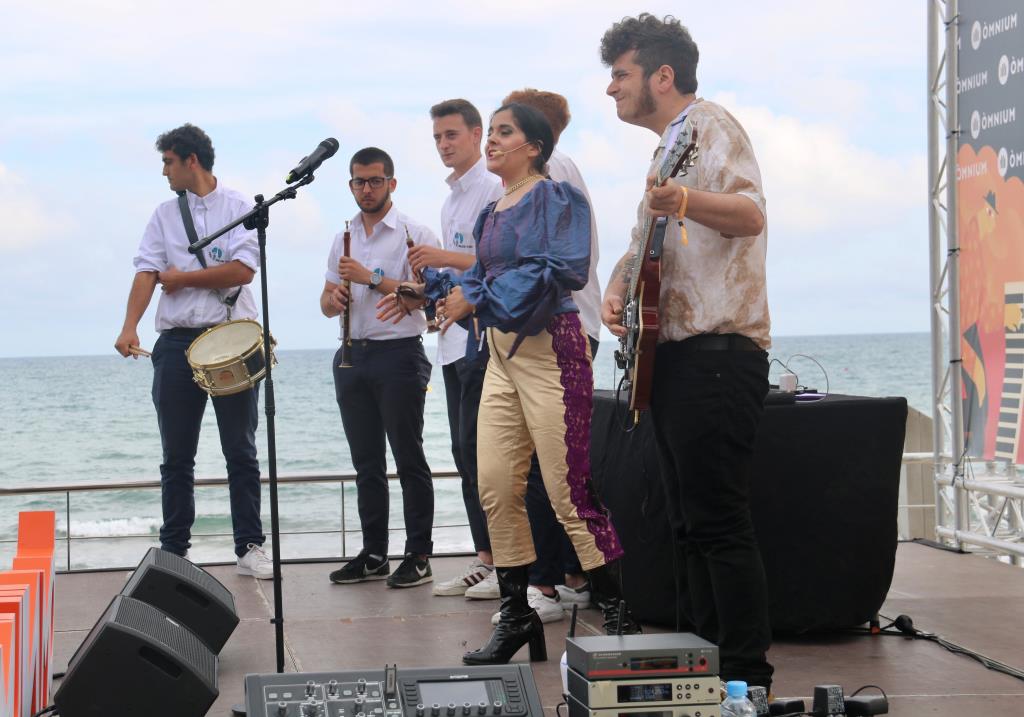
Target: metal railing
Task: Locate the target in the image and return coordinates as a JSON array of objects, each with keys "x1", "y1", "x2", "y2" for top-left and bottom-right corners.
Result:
[
  {"x1": 900, "y1": 451, "x2": 1024, "y2": 564},
  {"x1": 0, "y1": 470, "x2": 463, "y2": 572}
]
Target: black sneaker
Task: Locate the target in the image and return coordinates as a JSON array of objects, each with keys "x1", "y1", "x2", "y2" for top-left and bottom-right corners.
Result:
[
  {"x1": 386, "y1": 554, "x2": 432, "y2": 588},
  {"x1": 329, "y1": 551, "x2": 390, "y2": 584}
]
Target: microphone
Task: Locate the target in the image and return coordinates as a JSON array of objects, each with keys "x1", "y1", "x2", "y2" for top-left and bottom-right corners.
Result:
[
  {"x1": 893, "y1": 614, "x2": 917, "y2": 635},
  {"x1": 285, "y1": 137, "x2": 340, "y2": 183},
  {"x1": 490, "y1": 142, "x2": 531, "y2": 157}
]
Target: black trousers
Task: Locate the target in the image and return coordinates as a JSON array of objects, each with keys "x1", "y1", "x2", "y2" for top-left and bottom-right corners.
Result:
[
  {"x1": 333, "y1": 337, "x2": 434, "y2": 556},
  {"x1": 441, "y1": 343, "x2": 491, "y2": 553},
  {"x1": 525, "y1": 337, "x2": 598, "y2": 585},
  {"x1": 649, "y1": 340, "x2": 774, "y2": 689}
]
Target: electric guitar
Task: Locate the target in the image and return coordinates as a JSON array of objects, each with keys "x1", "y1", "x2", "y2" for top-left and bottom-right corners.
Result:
[{"x1": 614, "y1": 124, "x2": 698, "y2": 424}]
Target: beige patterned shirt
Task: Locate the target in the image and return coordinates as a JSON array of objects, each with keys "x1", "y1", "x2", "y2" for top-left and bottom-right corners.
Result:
[{"x1": 628, "y1": 98, "x2": 771, "y2": 349}]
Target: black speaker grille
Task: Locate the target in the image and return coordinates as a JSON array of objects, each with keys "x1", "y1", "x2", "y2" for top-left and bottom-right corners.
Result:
[
  {"x1": 115, "y1": 597, "x2": 217, "y2": 682},
  {"x1": 151, "y1": 548, "x2": 236, "y2": 611}
]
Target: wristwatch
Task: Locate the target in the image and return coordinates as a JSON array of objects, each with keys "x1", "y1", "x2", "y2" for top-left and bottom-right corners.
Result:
[{"x1": 369, "y1": 268, "x2": 384, "y2": 290}]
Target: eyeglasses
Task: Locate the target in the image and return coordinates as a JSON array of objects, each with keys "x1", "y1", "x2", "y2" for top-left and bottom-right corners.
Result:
[{"x1": 349, "y1": 176, "x2": 392, "y2": 190}]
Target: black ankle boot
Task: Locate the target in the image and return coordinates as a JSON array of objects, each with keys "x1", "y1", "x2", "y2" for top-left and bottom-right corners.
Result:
[
  {"x1": 463, "y1": 565, "x2": 547, "y2": 665},
  {"x1": 588, "y1": 559, "x2": 642, "y2": 635}
]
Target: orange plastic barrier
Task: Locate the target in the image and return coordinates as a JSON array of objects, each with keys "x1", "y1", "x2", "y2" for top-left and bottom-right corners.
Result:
[
  {"x1": 0, "y1": 575, "x2": 40, "y2": 717},
  {"x1": 12, "y1": 511, "x2": 56, "y2": 714},
  {"x1": 0, "y1": 620, "x2": 13, "y2": 717},
  {"x1": 0, "y1": 592, "x2": 28, "y2": 717}
]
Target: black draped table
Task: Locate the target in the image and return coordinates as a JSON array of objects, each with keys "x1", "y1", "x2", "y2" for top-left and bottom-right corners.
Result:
[{"x1": 590, "y1": 390, "x2": 908, "y2": 633}]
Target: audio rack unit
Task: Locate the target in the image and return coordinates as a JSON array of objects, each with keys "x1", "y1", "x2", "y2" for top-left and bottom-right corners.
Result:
[{"x1": 244, "y1": 663, "x2": 543, "y2": 717}]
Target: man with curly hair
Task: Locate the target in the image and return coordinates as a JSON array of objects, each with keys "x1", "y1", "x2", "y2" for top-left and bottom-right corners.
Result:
[{"x1": 599, "y1": 14, "x2": 774, "y2": 689}]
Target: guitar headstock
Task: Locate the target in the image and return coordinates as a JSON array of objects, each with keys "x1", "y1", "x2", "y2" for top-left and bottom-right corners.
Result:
[{"x1": 656, "y1": 124, "x2": 698, "y2": 187}]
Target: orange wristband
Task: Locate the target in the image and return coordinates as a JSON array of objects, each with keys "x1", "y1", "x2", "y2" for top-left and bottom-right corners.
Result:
[{"x1": 676, "y1": 185, "x2": 689, "y2": 246}]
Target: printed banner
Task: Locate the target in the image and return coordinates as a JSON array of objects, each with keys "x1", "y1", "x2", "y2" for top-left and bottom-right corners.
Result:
[{"x1": 957, "y1": 1, "x2": 1024, "y2": 460}]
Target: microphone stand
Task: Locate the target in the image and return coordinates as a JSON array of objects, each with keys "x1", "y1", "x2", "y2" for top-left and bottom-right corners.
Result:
[{"x1": 189, "y1": 172, "x2": 315, "y2": 674}]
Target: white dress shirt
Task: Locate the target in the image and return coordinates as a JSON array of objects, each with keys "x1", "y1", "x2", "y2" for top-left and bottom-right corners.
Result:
[
  {"x1": 325, "y1": 204, "x2": 441, "y2": 340},
  {"x1": 547, "y1": 150, "x2": 602, "y2": 341},
  {"x1": 436, "y1": 156, "x2": 503, "y2": 365},
  {"x1": 134, "y1": 184, "x2": 259, "y2": 330}
]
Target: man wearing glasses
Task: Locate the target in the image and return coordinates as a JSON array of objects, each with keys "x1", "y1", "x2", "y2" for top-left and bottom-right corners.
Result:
[{"x1": 320, "y1": 146, "x2": 441, "y2": 589}]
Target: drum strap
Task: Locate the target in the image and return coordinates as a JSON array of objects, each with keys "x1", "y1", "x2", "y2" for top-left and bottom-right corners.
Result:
[{"x1": 177, "y1": 191, "x2": 242, "y2": 317}]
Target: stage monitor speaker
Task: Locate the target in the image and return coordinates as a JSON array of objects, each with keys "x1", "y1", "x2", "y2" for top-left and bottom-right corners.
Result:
[
  {"x1": 121, "y1": 547, "x2": 239, "y2": 653},
  {"x1": 53, "y1": 595, "x2": 218, "y2": 717}
]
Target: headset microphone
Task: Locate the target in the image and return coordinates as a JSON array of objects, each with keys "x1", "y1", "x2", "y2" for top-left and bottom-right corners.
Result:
[{"x1": 491, "y1": 142, "x2": 531, "y2": 157}]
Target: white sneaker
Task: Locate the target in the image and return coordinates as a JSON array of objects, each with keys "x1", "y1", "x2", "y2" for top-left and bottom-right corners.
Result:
[
  {"x1": 491, "y1": 587, "x2": 564, "y2": 625},
  {"x1": 237, "y1": 543, "x2": 275, "y2": 580},
  {"x1": 433, "y1": 559, "x2": 494, "y2": 596},
  {"x1": 464, "y1": 566, "x2": 500, "y2": 599},
  {"x1": 555, "y1": 582, "x2": 591, "y2": 610}
]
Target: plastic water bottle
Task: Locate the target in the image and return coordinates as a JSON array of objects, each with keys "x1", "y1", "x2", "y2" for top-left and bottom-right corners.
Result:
[
  {"x1": 559, "y1": 651, "x2": 569, "y2": 698},
  {"x1": 721, "y1": 681, "x2": 757, "y2": 717}
]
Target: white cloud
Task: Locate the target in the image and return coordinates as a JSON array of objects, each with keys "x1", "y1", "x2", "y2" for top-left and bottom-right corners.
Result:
[
  {"x1": 716, "y1": 92, "x2": 926, "y2": 235},
  {"x1": 0, "y1": 0, "x2": 935, "y2": 354},
  {"x1": 0, "y1": 164, "x2": 69, "y2": 250}
]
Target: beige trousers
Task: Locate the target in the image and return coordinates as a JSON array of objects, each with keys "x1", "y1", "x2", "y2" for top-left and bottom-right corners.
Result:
[{"x1": 477, "y1": 313, "x2": 624, "y2": 570}]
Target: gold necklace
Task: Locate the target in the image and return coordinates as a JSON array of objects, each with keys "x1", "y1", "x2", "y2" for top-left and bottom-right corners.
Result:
[{"x1": 504, "y1": 174, "x2": 543, "y2": 196}]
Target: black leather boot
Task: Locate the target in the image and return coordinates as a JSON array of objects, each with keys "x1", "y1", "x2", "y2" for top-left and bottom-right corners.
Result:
[
  {"x1": 463, "y1": 565, "x2": 547, "y2": 665},
  {"x1": 588, "y1": 559, "x2": 643, "y2": 635}
]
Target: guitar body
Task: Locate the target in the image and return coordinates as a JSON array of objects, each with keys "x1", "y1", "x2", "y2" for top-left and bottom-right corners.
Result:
[
  {"x1": 614, "y1": 125, "x2": 698, "y2": 424},
  {"x1": 627, "y1": 226, "x2": 665, "y2": 412}
]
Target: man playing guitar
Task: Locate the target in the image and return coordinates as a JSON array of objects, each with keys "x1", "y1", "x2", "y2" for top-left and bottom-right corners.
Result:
[{"x1": 599, "y1": 14, "x2": 774, "y2": 692}]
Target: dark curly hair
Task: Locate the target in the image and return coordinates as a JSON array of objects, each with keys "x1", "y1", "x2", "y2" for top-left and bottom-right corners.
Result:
[
  {"x1": 600, "y1": 13, "x2": 699, "y2": 95},
  {"x1": 155, "y1": 124, "x2": 215, "y2": 171}
]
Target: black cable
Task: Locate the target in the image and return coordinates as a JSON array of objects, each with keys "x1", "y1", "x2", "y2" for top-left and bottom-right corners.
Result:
[
  {"x1": 51, "y1": 671, "x2": 65, "y2": 679},
  {"x1": 849, "y1": 684, "x2": 888, "y2": 700},
  {"x1": 555, "y1": 701, "x2": 567, "y2": 717},
  {"x1": 31, "y1": 706, "x2": 58, "y2": 717},
  {"x1": 787, "y1": 353, "x2": 829, "y2": 397},
  {"x1": 880, "y1": 613, "x2": 1024, "y2": 682}
]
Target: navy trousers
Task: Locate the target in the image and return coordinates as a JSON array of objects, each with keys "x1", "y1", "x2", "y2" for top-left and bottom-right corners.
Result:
[
  {"x1": 333, "y1": 337, "x2": 434, "y2": 556},
  {"x1": 151, "y1": 329, "x2": 264, "y2": 558},
  {"x1": 442, "y1": 344, "x2": 491, "y2": 553}
]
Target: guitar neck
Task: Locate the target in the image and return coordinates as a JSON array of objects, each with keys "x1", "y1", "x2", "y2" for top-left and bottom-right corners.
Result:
[
  {"x1": 625, "y1": 127, "x2": 698, "y2": 301},
  {"x1": 627, "y1": 161, "x2": 673, "y2": 297}
]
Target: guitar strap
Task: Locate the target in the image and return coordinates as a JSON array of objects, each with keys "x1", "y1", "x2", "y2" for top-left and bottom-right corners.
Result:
[{"x1": 176, "y1": 191, "x2": 242, "y2": 317}]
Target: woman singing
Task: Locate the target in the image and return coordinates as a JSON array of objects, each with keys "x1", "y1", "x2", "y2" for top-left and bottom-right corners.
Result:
[{"x1": 381, "y1": 103, "x2": 638, "y2": 665}]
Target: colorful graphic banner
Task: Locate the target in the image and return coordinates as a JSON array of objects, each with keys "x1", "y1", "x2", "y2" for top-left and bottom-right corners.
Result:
[{"x1": 957, "y1": 1, "x2": 1024, "y2": 460}]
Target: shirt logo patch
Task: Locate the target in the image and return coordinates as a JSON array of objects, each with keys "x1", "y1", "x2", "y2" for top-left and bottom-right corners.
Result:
[
  {"x1": 453, "y1": 231, "x2": 474, "y2": 249},
  {"x1": 209, "y1": 246, "x2": 225, "y2": 262}
]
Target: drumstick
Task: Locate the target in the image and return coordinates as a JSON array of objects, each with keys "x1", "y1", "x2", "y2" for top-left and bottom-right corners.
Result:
[{"x1": 128, "y1": 345, "x2": 151, "y2": 358}]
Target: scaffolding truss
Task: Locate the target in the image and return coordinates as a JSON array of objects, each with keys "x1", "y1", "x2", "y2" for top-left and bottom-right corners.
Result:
[{"x1": 928, "y1": 0, "x2": 1024, "y2": 563}]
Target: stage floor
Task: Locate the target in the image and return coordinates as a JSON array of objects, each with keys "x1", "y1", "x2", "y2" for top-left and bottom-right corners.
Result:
[{"x1": 51, "y1": 542, "x2": 1024, "y2": 716}]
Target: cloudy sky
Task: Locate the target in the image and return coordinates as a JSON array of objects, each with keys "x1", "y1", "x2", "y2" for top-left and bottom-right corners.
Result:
[{"x1": 0, "y1": 1, "x2": 928, "y2": 358}]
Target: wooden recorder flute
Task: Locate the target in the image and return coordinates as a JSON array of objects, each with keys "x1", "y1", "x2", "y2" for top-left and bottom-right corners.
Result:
[
  {"x1": 406, "y1": 227, "x2": 439, "y2": 332},
  {"x1": 338, "y1": 221, "x2": 354, "y2": 367}
]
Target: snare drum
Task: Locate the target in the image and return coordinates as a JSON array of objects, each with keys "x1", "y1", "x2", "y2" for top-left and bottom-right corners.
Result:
[{"x1": 186, "y1": 319, "x2": 276, "y2": 396}]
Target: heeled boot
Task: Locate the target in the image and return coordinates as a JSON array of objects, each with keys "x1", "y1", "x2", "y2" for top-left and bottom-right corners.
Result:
[
  {"x1": 588, "y1": 559, "x2": 643, "y2": 635},
  {"x1": 463, "y1": 565, "x2": 547, "y2": 665}
]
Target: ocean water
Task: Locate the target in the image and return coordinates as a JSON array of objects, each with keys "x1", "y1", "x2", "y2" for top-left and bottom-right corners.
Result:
[{"x1": 0, "y1": 332, "x2": 931, "y2": 569}]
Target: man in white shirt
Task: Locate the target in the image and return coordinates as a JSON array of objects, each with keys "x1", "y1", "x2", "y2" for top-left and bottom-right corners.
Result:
[
  {"x1": 114, "y1": 123, "x2": 272, "y2": 579},
  {"x1": 409, "y1": 99, "x2": 503, "y2": 600},
  {"x1": 321, "y1": 147, "x2": 441, "y2": 589}
]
